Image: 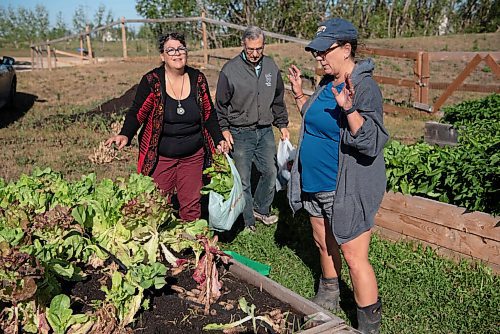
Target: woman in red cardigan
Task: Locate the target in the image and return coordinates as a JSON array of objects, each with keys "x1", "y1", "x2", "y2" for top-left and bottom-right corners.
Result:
[{"x1": 106, "y1": 32, "x2": 228, "y2": 221}]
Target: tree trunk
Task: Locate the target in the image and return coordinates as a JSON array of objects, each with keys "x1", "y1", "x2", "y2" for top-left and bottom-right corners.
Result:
[
  {"x1": 388, "y1": 0, "x2": 395, "y2": 38},
  {"x1": 397, "y1": 0, "x2": 413, "y2": 36}
]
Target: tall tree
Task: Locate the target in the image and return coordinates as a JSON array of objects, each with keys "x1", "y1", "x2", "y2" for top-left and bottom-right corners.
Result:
[
  {"x1": 51, "y1": 11, "x2": 70, "y2": 39},
  {"x1": 72, "y1": 5, "x2": 88, "y2": 33}
]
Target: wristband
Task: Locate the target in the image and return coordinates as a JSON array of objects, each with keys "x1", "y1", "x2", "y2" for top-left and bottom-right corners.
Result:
[
  {"x1": 344, "y1": 106, "x2": 357, "y2": 115},
  {"x1": 294, "y1": 94, "x2": 305, "y2": 100}
]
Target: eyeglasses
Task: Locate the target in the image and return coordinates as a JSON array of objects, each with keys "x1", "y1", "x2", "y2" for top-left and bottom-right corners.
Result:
[
  {"x1": 245, "y1": 46, "x2": 264, "y2": 54},
  {"x1": 311, "y1": 44, "x2": 341, "y2": 60},
  {"x1": 163, "y1": 47, "x2": 188, "y2": 56}
]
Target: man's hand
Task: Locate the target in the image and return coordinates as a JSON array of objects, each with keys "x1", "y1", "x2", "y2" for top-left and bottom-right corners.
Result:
[
  {"x1": 216, "y1": 140, "x2": 229, "y2": 154},
  {"x1": 280, "y1": 128, "x2": 290, "y2": 141},
  {"x1": 105, "y1": 135, "x2": 128, "y2": 150},
  {"x1": 222, "y1": 130, "x2": 234, "y2": 151}
]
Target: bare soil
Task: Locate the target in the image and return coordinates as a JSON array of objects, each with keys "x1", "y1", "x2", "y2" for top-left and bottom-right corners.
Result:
[{"x1": 66, "y1": 262, "x2": 304, "y2": 334}]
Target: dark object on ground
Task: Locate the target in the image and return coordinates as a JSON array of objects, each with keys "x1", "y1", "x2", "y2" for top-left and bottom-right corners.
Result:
[
  {"x1": 89, "y1": 84, "x2": 138, "y2": 117},
  {"x1": 33, "y1": 84, "x2": 137, "y2": 127},
  {"x1": 0, "y1": 92, "x2": 37, "y2": 129}
]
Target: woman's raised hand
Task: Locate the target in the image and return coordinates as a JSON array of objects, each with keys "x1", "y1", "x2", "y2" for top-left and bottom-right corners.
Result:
[
  {"x1": 105, "y1": 135, "x2": 128, "y2": 150},
  {"x1": 287, "y1": 65, "x2": 303, "y2": 96},
  {"x1": 332, "y1": 73, "x2": 355, "y2": 111}
]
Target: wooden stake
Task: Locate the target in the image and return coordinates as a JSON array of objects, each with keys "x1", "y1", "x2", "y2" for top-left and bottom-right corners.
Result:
[
  {"x1": 39, "y1": 47, "x2": 44, "y2": 69},
  {"x1": 47, "y1": 42, "x2": 52, "y2": 71},
  {"x1": 121, "y1": 17, "x2": 128, "y2": 59},
  {"x1": 414, "y1": 51, "x2": 422, "y2": 103},
  {"x1": 421, "y1": 52, "x2": 430, "y2": 105},
  {"x1": 86, "y1": 25, "x2": 94, "y2": 63},
  {"x1": 202, "y1": 11, "x2": 208, "y2": 65},
  {"x1": 53, "y1": 48, "x2": 57, "y2": 69},
  {"x1": 80, "y1": 36, "x2": 84, "y2": 64},
  {"x1": 30, "y1": 47, "x2": 34, "y2": 71}
]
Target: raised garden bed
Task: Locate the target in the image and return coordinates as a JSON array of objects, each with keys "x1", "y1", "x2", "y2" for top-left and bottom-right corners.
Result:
[
  {"x1": 64, "y1": 257, "x2": 355, "y2": 334},
  {"x1": 0, "y1": 169, "x2": 359, "y2": 334},
  {"x1": 375, "y1": 191, "x2": 499, "y2": 273}
]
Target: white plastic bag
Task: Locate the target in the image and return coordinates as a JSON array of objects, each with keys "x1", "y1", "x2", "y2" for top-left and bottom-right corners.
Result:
[
  {"x1": 276, "y1": 138, "x2": 296, "y2": 191},
  {"x1": 208, "y1": 153, "x2": 246, "y2": 232}
]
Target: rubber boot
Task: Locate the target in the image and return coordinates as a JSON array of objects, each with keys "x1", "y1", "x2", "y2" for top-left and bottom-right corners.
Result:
[
  {"x1": 311, "y1": 277, "x2": 340, "y2": 311},
  {"x1": 357, "y1": 299, "x2": 382, "y2": 334}
]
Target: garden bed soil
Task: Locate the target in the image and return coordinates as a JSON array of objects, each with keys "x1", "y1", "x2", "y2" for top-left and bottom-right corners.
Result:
[{"x1": 67, "y1": 263, "x2": 306, "y2": 334}]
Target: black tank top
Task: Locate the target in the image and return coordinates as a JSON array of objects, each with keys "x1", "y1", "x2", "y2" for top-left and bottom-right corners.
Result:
[{"x1": 158, "y1": 90, "x2": 203, "y2": 158}]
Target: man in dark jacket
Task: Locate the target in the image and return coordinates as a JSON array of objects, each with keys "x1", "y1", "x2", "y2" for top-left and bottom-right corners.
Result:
[{"x1": 215, "y1": 26, "x2": 289, "y2": 231}]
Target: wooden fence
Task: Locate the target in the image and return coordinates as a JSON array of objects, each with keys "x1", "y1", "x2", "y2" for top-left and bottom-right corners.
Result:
[{"x1": 30, "y1": 14, "x2": 499, "y2": 113}]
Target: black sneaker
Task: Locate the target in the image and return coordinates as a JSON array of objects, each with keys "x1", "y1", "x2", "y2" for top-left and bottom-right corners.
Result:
[{"x1": 253, "y1": 210, "x2": 278, "y2": 225}]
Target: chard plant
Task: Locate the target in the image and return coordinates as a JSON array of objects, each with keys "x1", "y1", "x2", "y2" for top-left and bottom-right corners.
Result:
[
  {"x1": 192, "y1": 235, "x2": 231, "y2": 315},
  {"x1": 201, "y1": 153, "x2": 234, "y2": 200}
]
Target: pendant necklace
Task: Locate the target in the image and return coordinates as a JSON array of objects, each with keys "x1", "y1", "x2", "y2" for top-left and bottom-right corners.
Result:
[{"x1": 166, "y1": 72, "x2": 185, "y2": 115}]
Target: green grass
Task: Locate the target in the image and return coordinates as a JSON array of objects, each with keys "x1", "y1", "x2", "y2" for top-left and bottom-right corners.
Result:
[{"x1": 222, "y1": 193, "x2": 500, "y2": 333}]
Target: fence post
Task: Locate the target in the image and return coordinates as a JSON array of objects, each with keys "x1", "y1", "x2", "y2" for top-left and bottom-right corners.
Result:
[
  {"x1": 421, "y1": 52, "x2": 430, "y2": 105},
  {"x1": 80, "y1": 36, "x2": 84, "y2": 64},
  {"x1": 47, "y1": 42, "x2": 52, "y2": 71},
  {"x1": 53, "y1": 48, "x2": 57, "y2": 69},
  {"x1": 38, "y1": 47, "x2": 44, "y2": 69},
  {"x1": 414, "y1": 51, "x2": 423, "y2": 103},
  {"x1": 121, "y1": 17, "x2": 128, "y2": 59},
  {"x1": 202, "y1": 11, "x2": 208, "y2": 65},
  {"x1": 30, "y1": 47, "x2": 34, "y2": 71},
  {"x1": 86, "y1": 25, "x2": 94, "y2": 63}
]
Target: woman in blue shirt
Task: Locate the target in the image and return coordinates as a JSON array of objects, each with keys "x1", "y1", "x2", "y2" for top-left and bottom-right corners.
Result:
[{"x1": 287, "y1": 18, "x2": 389, "y2": 334}]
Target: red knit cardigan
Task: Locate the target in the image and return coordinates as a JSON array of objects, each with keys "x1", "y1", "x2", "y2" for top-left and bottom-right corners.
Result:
[{"x1": 120, "y1": 66, "x2": 216, "y2": 176}]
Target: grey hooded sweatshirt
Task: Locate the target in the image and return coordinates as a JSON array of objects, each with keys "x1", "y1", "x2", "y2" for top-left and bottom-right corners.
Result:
[{"x1": 288, "y1": 58, "x2": 389, "y2": 244}]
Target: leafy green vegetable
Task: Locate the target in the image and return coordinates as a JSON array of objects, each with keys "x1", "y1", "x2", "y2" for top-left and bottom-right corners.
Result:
[
  {"x1": 201, "y1": 153, "x2": 234, "y2": 200},
  {"x1": 385, "y1": 94, "x2": 499, "y2": 215}
]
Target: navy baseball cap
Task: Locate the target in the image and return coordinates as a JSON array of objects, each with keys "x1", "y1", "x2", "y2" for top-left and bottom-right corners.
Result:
[{"x1": 306, "y1": 18, "x2": 358, "y2": 52}]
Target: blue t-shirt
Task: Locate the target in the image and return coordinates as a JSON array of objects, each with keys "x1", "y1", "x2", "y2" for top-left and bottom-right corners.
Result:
[{"x1": 300, "y1": 82, "x2": 343, "y2": 192}]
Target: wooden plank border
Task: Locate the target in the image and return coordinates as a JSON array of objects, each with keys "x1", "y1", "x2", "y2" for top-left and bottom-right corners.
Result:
[{"x1": 375, "y1": 192, "x2": 500, "y2": 273}]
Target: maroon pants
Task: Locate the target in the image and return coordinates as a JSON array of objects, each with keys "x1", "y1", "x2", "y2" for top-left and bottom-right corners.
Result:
[{"x1": 151, "y1": 148, "x2": 204, "y2": 221}]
